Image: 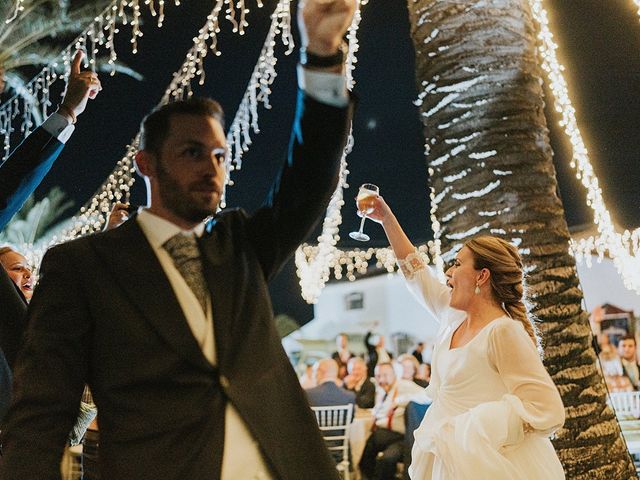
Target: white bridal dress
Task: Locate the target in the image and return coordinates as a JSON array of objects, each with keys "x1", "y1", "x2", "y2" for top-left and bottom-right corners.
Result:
[{"x1": 399, "y1": 253, "x2": 566, "y2": 480}]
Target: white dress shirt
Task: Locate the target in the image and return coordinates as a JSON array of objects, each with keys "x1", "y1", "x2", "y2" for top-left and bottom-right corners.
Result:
[{"x1": 41, "y1": 112, "x2": 75, "y2": 143}]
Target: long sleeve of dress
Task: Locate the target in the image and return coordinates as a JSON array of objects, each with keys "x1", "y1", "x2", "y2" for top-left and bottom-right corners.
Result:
[
  {"x1": 398, "y1": 252, "x2": 453, "y2": 324},
  {"x1": 488, "y1": 320, "x2": 565, "y2": 438}
]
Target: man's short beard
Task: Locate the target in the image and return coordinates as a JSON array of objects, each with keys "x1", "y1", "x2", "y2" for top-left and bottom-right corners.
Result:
[{"x1": 156, "y1": 161, "x2": 217, "y2": 223}]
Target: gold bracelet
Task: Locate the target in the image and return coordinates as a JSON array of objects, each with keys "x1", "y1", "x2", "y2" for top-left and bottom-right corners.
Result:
[{"x1": 57, "y1": 103, "x2": 77, "y2": 125}]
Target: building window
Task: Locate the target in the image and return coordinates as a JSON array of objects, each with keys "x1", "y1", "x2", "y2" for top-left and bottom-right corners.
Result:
[{"x1": 345, "y1": 292, "x2": 364, "y2": 310}]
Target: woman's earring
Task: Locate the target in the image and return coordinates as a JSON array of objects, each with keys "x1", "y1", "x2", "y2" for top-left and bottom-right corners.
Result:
[{"x1": 474, "y1": 284, "x2": 480, "y2": 295}]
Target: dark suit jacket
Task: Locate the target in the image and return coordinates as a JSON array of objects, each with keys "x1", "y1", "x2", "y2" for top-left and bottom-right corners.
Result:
[
  {"x1": 346, "y1": 377, "x2": 376, "y2": 409},
  {"x1": 0, "y1": 126, "x2": 66, "y2": 421},
  {"x1": 1, "y1": 91, "x2": 352, "y2": 480},
  {"x1": 305, "y1": 381, "x2": 356, "y2": 407}
]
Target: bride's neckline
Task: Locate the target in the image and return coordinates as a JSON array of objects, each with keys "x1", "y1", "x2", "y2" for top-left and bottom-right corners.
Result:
[{"x1": 448, "y1": 315, "x2": 509, "y2": 351}]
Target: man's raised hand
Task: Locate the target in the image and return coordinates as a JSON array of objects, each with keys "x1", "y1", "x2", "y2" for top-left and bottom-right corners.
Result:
[{"x1": 58, "y1": 50, "x2": 102, "y2": 123}]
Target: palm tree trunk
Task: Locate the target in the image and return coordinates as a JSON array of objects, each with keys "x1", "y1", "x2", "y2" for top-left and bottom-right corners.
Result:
[{"x1": 405, "y1": 0, "x2": 636, "y2": 478}]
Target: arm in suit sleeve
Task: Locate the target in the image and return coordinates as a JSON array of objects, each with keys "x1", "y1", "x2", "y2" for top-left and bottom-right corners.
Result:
[
  {"x1": 356, "y1": 379, "x2": 376, "y2": 409},
  {"x1": 246, "y1": 87, "x2": 353, "y2": 280},
  {"x1": 0, "y1": 114, "x2": 72, "y2": 229},
  {"x1": 0, "y1": 244, "x2": 90, "y2": 478}
]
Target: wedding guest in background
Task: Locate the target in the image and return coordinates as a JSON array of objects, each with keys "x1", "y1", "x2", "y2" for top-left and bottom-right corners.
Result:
[
  {"x1": 0, "y1": 50, "x2": 100, "y2": 424},
  {"x1": 331, "y1": 332, "x2": 354, "y2": 380},
  {"x1": 305, "y1": 359, "x2": 355, "y2": 407},
  {"x1": 397, "y1": 353, "x2": 428, "y2": 388},
  {"x1": 618, "y1": 334, "x2": 640, "y2": 390},
  {"x1": 343, "y1": 356, "x2": 375, "y2": 409},
  {"x1": 365, "y1": 327, "x2": 393, "y2": 378},
  {"x1": 411, "y1": 342, "x2": 424, "y2": 364},
  {"x1": 359, "y1": 362, "x2": 426, "y2": 480}
]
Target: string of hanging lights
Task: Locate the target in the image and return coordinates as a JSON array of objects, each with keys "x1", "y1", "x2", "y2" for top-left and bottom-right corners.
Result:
[
  {"x1": 0, "y1": 0, "x2": 186, "y2": 160},
  {"x1": 295, "y1": 0, "x2": 640, "y2": 303},
  {"x1": 528, "y1": 0, "x2": 640, "y2": 295},
  {"x1": 53, "y1": 0, "x2": 274, "y2": 245}
]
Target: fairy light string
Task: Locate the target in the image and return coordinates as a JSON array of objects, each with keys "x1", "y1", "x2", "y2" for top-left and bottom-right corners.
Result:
[
  {"x1": 296, "y1": 0, "x2": 639, "y2": 301},
  {"x1": 0, "y1": 0, "x2": 183, "y2": 160},
  {"x1": 528, "y1": 0, "x2": 640, "y2": 294}
]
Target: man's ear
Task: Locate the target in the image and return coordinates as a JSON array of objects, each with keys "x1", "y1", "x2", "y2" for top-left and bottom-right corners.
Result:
[{"x1": 134, "y1": 150, "x2": 156, "y2": 178}]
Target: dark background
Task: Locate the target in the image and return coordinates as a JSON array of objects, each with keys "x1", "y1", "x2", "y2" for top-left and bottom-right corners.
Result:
[{"x1": 23, "y1": 0, "x2": 640, "y2": 324}]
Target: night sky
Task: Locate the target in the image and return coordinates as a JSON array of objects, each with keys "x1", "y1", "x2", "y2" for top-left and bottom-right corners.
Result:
[{"x1": 20, "y1": 0, "x2": 640, "y2": 324}]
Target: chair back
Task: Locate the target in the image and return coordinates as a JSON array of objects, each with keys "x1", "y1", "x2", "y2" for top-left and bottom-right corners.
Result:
[
  {"x1": 311, "y1": 404, "x2": 354, "y2": 479},
  {"x1": 609, "y1": 391, "x2": 640, "y2": 419}
]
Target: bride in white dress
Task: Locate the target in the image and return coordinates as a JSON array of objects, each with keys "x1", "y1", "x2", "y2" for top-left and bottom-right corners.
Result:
[{"x1": 366, "y1": 195, "x2": 565, "y2": 480}]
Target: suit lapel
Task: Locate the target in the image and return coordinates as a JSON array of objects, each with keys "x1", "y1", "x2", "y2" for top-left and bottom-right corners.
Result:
[
  {"x1": 197, "y1": 219, "x2": 235, "y2": 366},
  {"x1": 92, "y1": 217, "x2": 214, "y2": 372}
]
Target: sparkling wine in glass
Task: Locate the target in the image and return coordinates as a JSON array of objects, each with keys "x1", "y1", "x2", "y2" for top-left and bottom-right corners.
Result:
[{"x1": 349, "y1": 183, "x2": 379, "y2": 242}]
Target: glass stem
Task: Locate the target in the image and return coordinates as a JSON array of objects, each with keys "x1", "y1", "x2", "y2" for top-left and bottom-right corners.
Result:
[{"x1": 358, "y1": 214, "x2": 367, "y2": 234}]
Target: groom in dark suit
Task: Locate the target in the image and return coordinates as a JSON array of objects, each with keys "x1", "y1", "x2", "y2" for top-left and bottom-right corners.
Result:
[
  {"x1": 0, "y1": 0, "x2": 355, "y2": 478},
  {"x1": 0, "y1": 52, "x2": 101, "y2": 421}
]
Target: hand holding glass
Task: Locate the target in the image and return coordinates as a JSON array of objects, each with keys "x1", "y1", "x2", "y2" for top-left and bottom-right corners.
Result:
[{"x1": 349, "y1": 183, "x2": 379, "y2": 241}]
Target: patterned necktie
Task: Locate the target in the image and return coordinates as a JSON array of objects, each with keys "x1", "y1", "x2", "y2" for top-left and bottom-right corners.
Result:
[{"x1": 163, "y1": 233, "x2": 208, "y2": 312}]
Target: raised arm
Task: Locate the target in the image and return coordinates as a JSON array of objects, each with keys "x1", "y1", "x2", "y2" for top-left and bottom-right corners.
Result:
[
  {"x1": 368, "y1": 195, "x2": 451, "y2": 321},
  {"x1": 0, "y1": 50, "x2": 101, "y2": 230},
  {"x1": 246, "y1": 0, "x2": 355, "y2": 279}
]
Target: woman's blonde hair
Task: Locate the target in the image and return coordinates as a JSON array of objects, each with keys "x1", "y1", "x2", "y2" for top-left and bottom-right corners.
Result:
[
  {"x1": 0, "y1": 245, "x2": 17, "y2": 261},
  {"x1": 464, "y1": 236, "x2": 538, "y2": 346}
]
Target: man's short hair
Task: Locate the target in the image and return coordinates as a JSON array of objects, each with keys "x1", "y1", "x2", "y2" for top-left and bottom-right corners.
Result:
[
  {"x1": 619, "y1": 334, "x2": 637, "y2": 346},
  {"x1": 139, "y1": 98, "x2": 225, "y2": 154}
]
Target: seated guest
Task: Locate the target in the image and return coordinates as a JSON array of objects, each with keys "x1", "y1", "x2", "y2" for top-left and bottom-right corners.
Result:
[
  {"x1": 331, "y1": 333, "x2": 354, "y2": 380},
  {"x1": 306, "y1": 359, "x2": 356, "y2": 407},
  {"x1": 359, "y1": 363, "x2": 427, "y2": 480},
  {"x1": 396, "y1": 353, "x2": 428, "y2": 388},
  {"x1": 619, "y1": 334, "x2": 640, "y2": 390},
  {"x1": 343, "y1": 356, "x2": 375, "y2": 408}
]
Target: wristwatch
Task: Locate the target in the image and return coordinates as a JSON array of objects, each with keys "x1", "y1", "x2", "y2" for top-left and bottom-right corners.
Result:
[{"x1": 300, "y1": 41, "x2": 348, "y2": 68}]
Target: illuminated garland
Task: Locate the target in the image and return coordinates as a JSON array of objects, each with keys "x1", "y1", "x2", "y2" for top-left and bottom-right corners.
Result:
[
  {"x1": 296, "y1": 0, "x2": 640, "y2": 301},
  {"x1": 528, "y1": 0, "x2": 640, "y2": 294},
  {"x1": 1, "y1": 0, "x2": 182, "y2": 160},
  {"x1": 294, "y1": 0, "x2": 377, "y2": 303},
  {"x1": 225, "y1": 0, "x2": 294, "y2": 181}
]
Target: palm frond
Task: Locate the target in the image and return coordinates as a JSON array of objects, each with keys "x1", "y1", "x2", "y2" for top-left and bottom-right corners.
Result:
[
  {"x1": 0, "y1": 186, "x2": 74, "y2": 245},
  {"x1": 0, "y1": 1, "x2": 112, "y2": 57}
]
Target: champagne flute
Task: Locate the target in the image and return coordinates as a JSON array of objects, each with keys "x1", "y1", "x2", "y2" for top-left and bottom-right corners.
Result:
[{"x1": 349, "y1": 183, "x2": 379, "y2": 241}]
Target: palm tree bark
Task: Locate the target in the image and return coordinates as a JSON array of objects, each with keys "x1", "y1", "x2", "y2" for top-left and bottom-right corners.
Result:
[{"x1": 405, "y1": 0, "x2": 636, "y2": 478}]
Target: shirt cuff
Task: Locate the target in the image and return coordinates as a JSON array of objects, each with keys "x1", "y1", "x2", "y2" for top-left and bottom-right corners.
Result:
[
  {"x1": 297, "y1": 65, "x2": 349, "y2": 108},
  {"x1": 42, "y1": 112, "x2": 75, "y2": 144}
]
